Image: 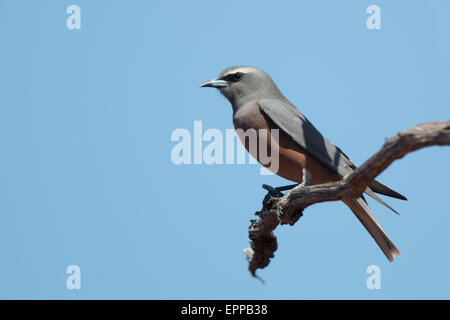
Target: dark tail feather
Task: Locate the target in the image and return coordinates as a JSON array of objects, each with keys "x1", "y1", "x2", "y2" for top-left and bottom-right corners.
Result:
[
  {"x1": 369, "y1": 180, "x2": 407, "y2": 200},
  {"x1": 343, "y1": 197, "x2": 401, "y2": 262},
  {"x1": 365, "y1": 188, "x2": 400, "y2": 215}
]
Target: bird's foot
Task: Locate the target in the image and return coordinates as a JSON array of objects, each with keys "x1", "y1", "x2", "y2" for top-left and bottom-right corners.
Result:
[
  {"x1": 261, "y1": 184, "x2": 285, "y2": 207},
  {"x1": 261, "y1": 183, "x2": 304, "y2": 207},
  {"x1": 272, "y1": 183, "x2": 299, "y2": 192},
  {"x1": 262, "y1": 183, "x2": 283, "y2": 197},
  {"x1": 261, "y1": 180, "x2": 307, "y2": 206}
]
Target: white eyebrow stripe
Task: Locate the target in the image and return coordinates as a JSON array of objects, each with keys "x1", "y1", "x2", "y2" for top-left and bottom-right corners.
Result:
[{"x1": 222, "y1": 66, "x2": 256, "y2": 77}]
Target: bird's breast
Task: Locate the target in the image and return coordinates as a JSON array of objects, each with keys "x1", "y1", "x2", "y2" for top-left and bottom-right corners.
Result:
[{"x1": 232, "y1": 103, "x2": 339, "y2": 184}]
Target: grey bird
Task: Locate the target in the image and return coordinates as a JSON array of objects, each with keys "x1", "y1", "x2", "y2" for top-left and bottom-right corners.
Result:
[{"x1": 201, "y1": 66, "x2": 407, "y2": 262}]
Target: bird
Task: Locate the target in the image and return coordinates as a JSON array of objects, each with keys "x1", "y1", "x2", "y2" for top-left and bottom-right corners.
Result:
[{"x1": 200, "y1": 66, "x2": 407, "y2": 262}]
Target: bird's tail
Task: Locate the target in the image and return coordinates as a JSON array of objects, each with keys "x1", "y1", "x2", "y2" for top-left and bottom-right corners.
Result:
[
  {"x1": 343, "y1": 197, "x2": 401, "y2": 262},
  {"x1": 369, "y1": 180, "x2": 407, "y2": 200}
]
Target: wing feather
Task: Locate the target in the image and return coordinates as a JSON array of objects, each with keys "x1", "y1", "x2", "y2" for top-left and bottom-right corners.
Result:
[{"x1": 259, "y1": 98, "x2": 353, "y2": 177}]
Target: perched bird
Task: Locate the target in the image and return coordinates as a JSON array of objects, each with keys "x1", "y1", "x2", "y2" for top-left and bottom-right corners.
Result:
[{"x1": 201, "y1": 66, "x2": 407, "y2": 262}]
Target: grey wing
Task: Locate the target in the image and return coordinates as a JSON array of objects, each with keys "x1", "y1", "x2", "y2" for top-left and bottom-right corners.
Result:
[{"x1": 259, "y1": 98, "x2": 354, "y2": 177}]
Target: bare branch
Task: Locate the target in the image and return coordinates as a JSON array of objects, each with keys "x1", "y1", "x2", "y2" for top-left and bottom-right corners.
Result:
[{"x1": 245, "y1": 121, "x2": 450, "y2": 277}]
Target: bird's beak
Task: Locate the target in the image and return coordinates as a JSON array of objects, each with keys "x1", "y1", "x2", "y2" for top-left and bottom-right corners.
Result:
[{"x1": 200, "y1": 79, "x2": 229, "y2": 88}]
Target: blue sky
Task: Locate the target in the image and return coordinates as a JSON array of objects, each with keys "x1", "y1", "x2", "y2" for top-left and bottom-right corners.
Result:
[{"x1": 0, "y1": 0, "x2": 449, "y2": 299}]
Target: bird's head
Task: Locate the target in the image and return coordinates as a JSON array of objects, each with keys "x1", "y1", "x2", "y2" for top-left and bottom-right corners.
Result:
[{"x1": 200, "y1": 66, "x2": 281, "y2": 107}]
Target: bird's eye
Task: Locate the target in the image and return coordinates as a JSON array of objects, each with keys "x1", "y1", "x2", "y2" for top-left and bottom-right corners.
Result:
[{"x1": 233, "y1": 72, "x2": 242, "y2": 81}]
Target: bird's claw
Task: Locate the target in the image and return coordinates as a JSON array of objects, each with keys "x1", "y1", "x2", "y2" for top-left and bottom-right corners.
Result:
[
  {"x1": 262, "y1": 184, "x2": 284, "y2": 197},
  {"x1": 261, "y1": 184, "x2": 285, "y2": 206}
]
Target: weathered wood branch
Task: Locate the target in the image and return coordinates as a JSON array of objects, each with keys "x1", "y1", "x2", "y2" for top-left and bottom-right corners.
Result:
[{"x1": 244, "y1": 121, "x2": 450, "y2": 277}]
